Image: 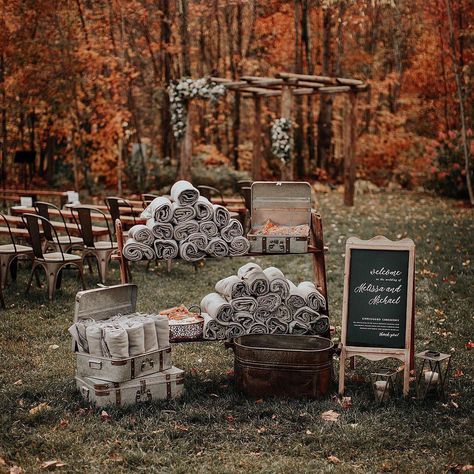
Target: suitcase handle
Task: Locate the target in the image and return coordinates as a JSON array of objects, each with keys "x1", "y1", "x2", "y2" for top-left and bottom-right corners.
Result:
[
  {"x1": 141, "y1": 358, "x2": 154, "y2": 372},
  {"x1": 88, "y1": 360, "x2": 102, "y2": 370}
]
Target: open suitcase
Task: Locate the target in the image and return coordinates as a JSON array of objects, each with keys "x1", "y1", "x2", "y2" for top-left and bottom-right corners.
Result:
[
  {"x1": 76, "y1": 366, "x2": 184, "y2": 407},
  {"x1": 73, "y1": 284, "x2": 172, "y2": 383}
]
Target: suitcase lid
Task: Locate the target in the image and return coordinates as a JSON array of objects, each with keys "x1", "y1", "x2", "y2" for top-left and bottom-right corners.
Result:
[
  {"x1": 74, "y1": 284, "x2": 138, "y2": 323},
  {"x1": 251, "y1": 181, "x2": 312, "y2": 228}
]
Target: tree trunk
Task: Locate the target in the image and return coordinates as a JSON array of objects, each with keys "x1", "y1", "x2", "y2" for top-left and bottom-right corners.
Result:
[
  {"x1": 294, "y1": 0, "x2": 305, "y2": 178},
  {"x1": 178, "y1": 0, "x2": 191, "y2": 77},
  {"x1": 0, "y1": 54, "x2": 7, "y2": 185},
  {"x1": 177, "y1": 105, "x2": 192, "y2": 181},
  {"x1": 251, "y1": 94, "x2": 262, "y2": 180},
  {"x1": 343, "y1": 92, "x2": 357, "y2": 206},
  {"x1": 280, "y1": 85, "x2": 294, "y2": 180}
]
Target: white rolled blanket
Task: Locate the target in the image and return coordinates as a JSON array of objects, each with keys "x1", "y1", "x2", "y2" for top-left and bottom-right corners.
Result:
[
  {"x1": 256, "y1": 293, "x2": 281, "y2": 312},
  {"x1": 171, "y1": 180, "x2": 200, "y2": 206},
  {"x1": 234, "y1": 311, "x2": 254, "y2": 328},
  {"x1": 221, "y1": 219, "x2": 244, "y2": 242},
  {"x1": 231, "y1": 296, "x2": 258, "y2": 313},
  {"x1": 238, "y1": 262, "x2": 262, "y2": 279},
  {"x1": 206, "y1": 237, "x2": 229, "y2": 257},
  {"x1": 154, "y1": 239, "x2": 179, "y2": 259},
  {"x1": 212, "y1": 204, "x2": 231, "y2": 229},
  {"x1": 124, "y1": 320, "x2": 145, "y2": 356},
  {"x1": 179, "y1": 240, "x2": 206, "y2": 262},
  {"x1": 242, "y1": 269, "x2": 269, "y2": 296},
  {"x1": 274, "y1": 304, "x2": 292, "y2": 323},
  {"x1": 147, "y1": 219, "x2": 174, "y2": 240},
  {"x1": 86, "y1": 325, "x2": 103, "y2": 357},
  {"x1": 203, "y1": 313, "x2": 226, "y2": 340},
  {"x1": 247, "y1": 322, "x2": 268, "y2": 334},
  {"x1": 128, "y1": 225, "x2": 154, "y2": 246},
  {"x1": 215, "y1": 275, "x2": 249, "y2": 299},
  {"x1": 171, "y1": 202, "x2": 196, "y2": 223},
  {"x1": 297, "y1": 281, "x2": 327, "y2": 311},
  {"x1": 123, "y1": 238, "x2": 155, "y2": 261},
  {"x1": 286, "y1": 280, "x2": 307, "y2": 314},
  {"x1": 185, "y1": 232, "x2": 208, "y2": 251},
  {"x1": 310, "y1": 315, "x2": 330, "y2": 335},
  {"x1": 200, "y1": 292, "x2": 233, "y2": 324},
  {"x1": 103, "y1": 327, "x2": 129, "y2": 359},
  {"x1": 226, "y1": 322, "x2": 246, "y2": 339},
  {"x1": 255, "y1": 307, "x2": 271, "y2": 323},
  {"x1": 267, "y1": 317, "x2": 288, "y2": 334},
  {"x1": 141, "y1": 196, "x2": 173, "y2": 222},
  {"x1": 134, "y1": 316, "x2": 159, "y2": 352},
  {"x1": 148, "y1": 314, "x2": 170, "y2": 348},
  {"x1": 174, "y1": 220, "x2": 199, "y2": 241},
  {"x1": 199, "y1": 220, "x2": 219, "y2": 239},
  {"x1": 294, "y1": 306, "x2": 321, "y2": 325},
  {"x1": 194, "y1": 196, "x2": 214, "y2": 221},
  {"x1": 288, "y1": 320, "x2": 311, "y2": 335},
  {"x1": 264, "y1": 267, "x2": 290, "y2": 299},
  {"x1": 228, "y1": 236, "x2": 250, "y2": 256}
]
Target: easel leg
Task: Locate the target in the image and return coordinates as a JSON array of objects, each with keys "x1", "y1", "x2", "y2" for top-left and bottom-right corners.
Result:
[
  {"x1": 403, "y1": 363, "x2": 410, "y2": 397},
  {"x1": 338, "y1": 348, "x2": 346, "y2": 395}
]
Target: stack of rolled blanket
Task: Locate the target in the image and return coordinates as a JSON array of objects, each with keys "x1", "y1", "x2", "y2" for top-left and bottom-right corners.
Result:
[
  {"x1": 122, "y1": 180, "x2": 250, "y2": 262},
  {"x1": 69, "y1": 312, "x2": 170, "y2": 359},
  {"x1": 200, "y1": 263, "x2": 329, "y2": 340}
]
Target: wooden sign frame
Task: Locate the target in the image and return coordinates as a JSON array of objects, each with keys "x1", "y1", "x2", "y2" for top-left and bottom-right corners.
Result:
[{"x1": 338, "y1": 236, "x2": 415, "y2": 396}]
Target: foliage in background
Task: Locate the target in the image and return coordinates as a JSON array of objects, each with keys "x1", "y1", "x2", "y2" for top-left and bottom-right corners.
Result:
[{"x1": 271, "y1": 118, "x2": 293, "y2": 164}]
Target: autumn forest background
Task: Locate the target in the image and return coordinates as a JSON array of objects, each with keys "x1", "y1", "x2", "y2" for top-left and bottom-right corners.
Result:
[{"x1": 0, "y1": 0, "x2": 473, "y2": 201}]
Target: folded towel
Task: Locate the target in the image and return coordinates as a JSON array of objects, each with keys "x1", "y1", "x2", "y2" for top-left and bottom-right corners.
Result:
[
  {"x1": 256, "y1": 293, "x2": 281, "y2": 312},
  {"x1": 199, "y1": 220, "x2": 219, "y2": 239},
  {"x1": 174, "y1": 220, "x2": 199, "y2": 241},
  {"x1": 243, "y1": 269, "x2": 269, "y2": 296},
  {"x1": 247, "y1": 322, "x2": 268, "y2": 334},
  {"x1": 128, "y1": 225, "x2": 154, "y2": 246},
  {"x1": 185, "y1": 232, "x2": 208, "y2": 251},
  {"x1": 254, "y1": 307, "x2": 271, "y2": 323},
  {"x1": 148, "y1": 314, "x2": 170, "y2": 348},
  {"x1": 206, "y1": 237, "x2": 229, "y2": 257},
  {"x1": 288, "y1": 320, "x2": 311, "y2": 335},
  {"x1": 294, "y1": 306, "x2": 321, "y2": 325},
  {"x1": 194, "y1": 196, "x2": 214, "y2": 221},
  {"x1": 237, "y1": 262, "x2": 262, "y2": 279},
  {"x1": 154, "y1": 239, "x2": 179, "y2": 259},
  {"x1": 267, "y1": 317, "x2": 288, "y2": 334},
  {"x1": 134, "y1": 316, "x2": 159, "y2": 352},
  {"x1": 215, "y1": 275, "x2": 249, "y2": 299},
  {"x1": 231, "y1": 296, "x2": 258, "y2": 313},
  {"x1": 172, "y1": 202, "x2": 196, "y2": 223},
  {"x1": 171, "y1": 180, "x2": 200, "y2": 206},
  {"x1": 179, "y1": 240, "x2": 206, "y2": 262},
  {"x1": 297, "y1": 282, "x2": 327, "y2": 311},
  {"x1": 123, "y1": 238, "x2": 155, "y2": 261},
  {"x1": 212, "y1": 204, "x2": 231, "y2": 228},
  {"x1": 86, "y1": 325, "x2": 104, "y2": 357},
  {"x1": 310, "y1": 315, "x2": 330, "y2": 335},
  {"x1": 103, "y1": 327, "x2": 129, "y2": 358},
  {"x1": 147, "y1": 219, "x2": 174, "y2": 240},
  {"x1": 274, "y1": 304, "x2": 292, "y2": 323},
  {"x1": 234, "y1": 311, "x2": 254, "y2": 329},
  {"x1": 221, "y1": 219, "x2": 244, "y2": 242},
  {"x1": 124, "y1": 320, "x2": 145, "y2": 356},
  {"x1": 203, "y1": 313, "x2": 226, "y2": 340},
  {"x1": 263, "y1": 267, "x2": 290, "y2": 299},
  {"x1": 226, "y1": 322, "x2": 246, "y2": 339},
  {"x1": 141, "y1": 196, "x2": 173, "y2": 222},
  {"x1": 200, "y1": 292, "x2": 233, "y2": 324},
  {"x1": 286, "y1": 280, "x2": 307, "y2": 314},
  {"x1": 228, "y1": 236, "x2": 250, "y2": 256}
]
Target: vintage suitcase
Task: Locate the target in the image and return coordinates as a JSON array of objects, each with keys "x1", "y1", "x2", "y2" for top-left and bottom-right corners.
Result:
[
  {"x1": 75, "y1": 366, "x2": 185, "y2": 407},
  {"x1": 73, "y1": 284, "x2": 172, "y2": 383},
  {"x1": 248, "y1": 181, "x2": 312, "y2": 254}
]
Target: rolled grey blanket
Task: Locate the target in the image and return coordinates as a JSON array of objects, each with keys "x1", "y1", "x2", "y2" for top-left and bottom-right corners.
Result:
[
  {"x1": 286, "y1": 280, "x2": 307, "y2": 314},
  {"x1": 123, "y1": 320, "x2": 145, "y2": 356},
  {"x1": 128, "y1": 225, "x2": 154, "y2": 246},
  {"x1": 206, "y1": 237, "x2": 229, "y2": 257},
  {"x1": 199, "y1": 220, "x2": 219, "y2": 239},
  {"x1": 185, "y1": 232, "x2": 208, "y2": 251},
  {"x1": 215, "y1": 275, "x2": 249, "y2": 299},
  {"x1": 297, "y1": 281, "x2": 327, "y2": 311},
  {"x1": 274, "y1": 304, "x2": 292, "y2": 323},
  {"x1": 256, "y1": 293, "x2": 281, "y2": 312},
  {"x1": 294, "y1": 306, "x2": 321, "y2": 325},
  {"x1": 103, "y1": 327, "x2": 129, "y2": 358},
  {"x1": 267, "y1": 317, "x2": 288, "y2": 335},
  {"x1": 172, "y1": 202, "x2": 196, "y2": 223},
  {"x1": 231, "y1": 296, "x2": 258, "y2": 313},
  {"x1": 213, "y1": 204, "x2": 231, "y2": 229},
  {"x1": 264, "y1": 267, "x2": 290, "y2": 299},
  {"x1": 255, "y1": 307, "x2": 271, "y2": 324},
  {"x1": 203, "y1": 314, "x2": 226, "y2": 340},
  {"x1": 238, "y1": 262, "x2": 262, "y2": 279},
  {"x1": 310, "y1": 315, "x2": 330, "y2": 335},
  {"x1": 141, "y1": 196, "x2": 173, "y2": 222},
  {"x1": 221, "y1": 219, "x2": 244, "y2": 243},
  {"x1": 174, "y1": 220, "x2": 199, "y2": 241},
  {"x1": 194, "y1": 196, "x2": 213, "y2": 221},
  {"x1": 148, "y1": 314, "x2": 170, "y2": 348},
  {"x1": 226, "y1": 322, "x2": 246, "y2": 339},
  {"x1": 289, "y1": 320, "x2": 311, "y2": 335},
  {"x1": 243, "y1": 269, "x2": 269, "y2": 296},
  {"x1": 123, "y1": 238, "x2": 155, "y2": 261},
  {"x1": 234, "y1": 311, "x2": 254, "y2": 329},
  {"x1": 179, "y1": 240, "x2": 206, "y2": 262},
  {"x1": 247, "y1": 322, "x2": 268, "y2": 335},
  {"x1": 200, "y1": 292, "x2": 233, "y2": 324},
  {"x1": 228, "y1": 236, "x2": 250, "y2": 256},
  {"x1": 147, "y1": 219, "x2": 174, "y2": 240},
  {"x1": 171, "y1": 180, "x2": 200, "y2": 206},
  {"x1": 154, "y1": 239, "x2": 179, "y2": 259}
]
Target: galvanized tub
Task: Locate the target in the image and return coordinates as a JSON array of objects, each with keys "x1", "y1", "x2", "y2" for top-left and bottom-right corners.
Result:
[{"x1": 229, "y1": 334, "x2": 334, "y2": 399}]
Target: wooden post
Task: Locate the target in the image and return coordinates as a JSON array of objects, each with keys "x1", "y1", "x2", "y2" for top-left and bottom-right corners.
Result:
[
  {"x1": 178, "y1": 103, "x2": 192, "y2": 181},
  {"x1": 343, "y1": 91, "x2": 357, "y2": 206},
  {"x1": 117, "y1": 137, "x2": 123, "y2": 195},
  {"x1": 251, "y1": 94, "x2": 262, "y2": 180},
  {"x1": 280, "y1": 84, "x2": 294, "y2": 181}
]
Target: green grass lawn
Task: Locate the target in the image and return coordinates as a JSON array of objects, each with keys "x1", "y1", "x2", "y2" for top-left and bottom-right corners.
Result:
[{"x1": 1, "y1": 191, "x2": 473, "y2": 473}]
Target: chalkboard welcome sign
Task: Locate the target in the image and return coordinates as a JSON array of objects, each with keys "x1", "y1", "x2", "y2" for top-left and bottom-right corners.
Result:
[{"x1": 339, "y1": 236, "x2": 415, "y2": 396}]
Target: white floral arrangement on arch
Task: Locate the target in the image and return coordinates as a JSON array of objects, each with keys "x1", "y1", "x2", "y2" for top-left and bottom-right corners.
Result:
[
  {"x1": 271, "y1": 117, "x2": 293, "y2": 164},
  {"x1": 168, "y1": 77, "x2": 226, "y2": 140}
]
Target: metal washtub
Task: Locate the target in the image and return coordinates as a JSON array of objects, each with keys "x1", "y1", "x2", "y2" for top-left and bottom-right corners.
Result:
[{"x1": 228, "y1": 334, "x2": 334, "y2": 399}]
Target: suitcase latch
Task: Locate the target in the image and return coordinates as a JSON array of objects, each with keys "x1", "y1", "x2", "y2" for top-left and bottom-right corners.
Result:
[{"x1": 141, "y1": 358, "x2": 155, "y2": 372}]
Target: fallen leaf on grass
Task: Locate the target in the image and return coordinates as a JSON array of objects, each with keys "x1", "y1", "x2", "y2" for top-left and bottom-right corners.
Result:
[
  {"x1": 327, "y1": 455, "x2": 341, "y2": 464},
  {"x1": 100, "y1": 410, "x2": 110, "y2": 422},
  {"x1": 13, "y1": 380, "x2": 22, "y2": 386},
  {"x1": 108, "y1": 453, "x2": 124, "y2": 463},
  {"x1": 226, "y1": 415, "x2": 235, "y2": 423},
  {"x1": 339, "y1": 396, "x2": 352, "y2": 410},
  {"x1": 210, "y1": 393, "x2": 219, "y2": 398},
  {"x1": 58, "y1": 419, "x2": 69, "y2": 429},
  {"x1": 454, "y1": 369, "x2": 464, "y2": 378},
  {"x1": 321, "y1": 410, "x2": 340, "y2": 422},
  {"x1": 257, "y1": 427, "x2": 266, "y2": 434},
  {"x1": 255, "y1": 399, "x2": 264, "y2": 404},
  {"x1": 9, "y1": 466, "x2": 24, "y2": 474},
  {"x1": 174, "y1": 424, "x2": 189, "y2": 432},
  {"x1": 465, "y1": 341, "x2": 474, "y2": 350},
  {"x1": 461, "y1": 465, "x2": 474, "y2": 471},
  {"x1": 48, "y1": 345, "x2": 59, "y2": 350},
  {"x1": 29, "y1": 403, "x2": 51, "y2": 415},
  {"x1": 226, "y1": 370, "x2": 234, "y2": 376},
  {"x1": 305, "y1": 429, "x2": 313, "y2": 435},
  {"x1": 40, "y1": 460, "x2": 66, "y2": 470}
]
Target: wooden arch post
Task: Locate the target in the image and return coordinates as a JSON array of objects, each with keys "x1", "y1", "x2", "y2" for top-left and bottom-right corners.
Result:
[
  {"x1": 280, "y1": 83, "x2": 294, "y2": 181},
  {"x1": 343, "y1": 91, "x2": 358, "y2": 206},
  {"x1": 251, "y1": 93, "x2": 263, "y2": 181},
  {"x1": 177, "y1": 101, "x2": 193, "y2": 182}
]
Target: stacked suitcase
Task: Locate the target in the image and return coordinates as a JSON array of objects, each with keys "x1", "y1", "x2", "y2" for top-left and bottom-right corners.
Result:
[{"x1": 72, "y1": 284, "x2": 184, "y2": 407}]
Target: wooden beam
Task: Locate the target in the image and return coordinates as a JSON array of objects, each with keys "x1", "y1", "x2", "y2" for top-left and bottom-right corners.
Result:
[
  {"x1": 343, "y1": 91, "x2": 358, "y2": 206},
  {"x1": 292, "y1": 87, "x2": 322, "y2": 96},
  {"x1": 252, "y1": 94, "x2": 262, "y2": 180},
  {"x1": 241, "y1": 76, "x2": 285, "y2": 87},
  {"x1": 319, "y1": 86, "x2": 352, "y2": 93},
  {"x1": 296, "y1": 81, "x2": 326, "y2": 88},
  {"x1": 278, "y1": 72, "x2": 337, "y2": 85},
  {"x1": 336, "y1": 77, "x2": 364, "y2": 86}
]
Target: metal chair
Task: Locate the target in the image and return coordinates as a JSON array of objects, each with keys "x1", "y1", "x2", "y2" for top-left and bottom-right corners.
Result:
[
  {"x1": 197, "y1": 185, "x2": 225, "y2": 205},
  {"x1": 237, "y1": 180, "x2": 253, "y2": 191},
  {"x1": 142, "y1": 193, "x2": 159, "y2": 207},
  {"x1": 105, "y1": 197, "x2": 137, "y2": 237},
  {"x1": 0, "y1": 213, "x2": 34, "y2": 289},
  {"x1": 22, "y1": 213, "x2": 85, "y2": 301},
  {"x1": 72, "y1": 206, "x2": 117, "y2": 284},
  {"x1": 34, "y1": 201, "x2": 83, "y2": 253}
]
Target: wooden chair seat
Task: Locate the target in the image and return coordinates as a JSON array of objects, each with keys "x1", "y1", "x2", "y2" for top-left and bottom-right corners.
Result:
[
  {"x1": 0, "y1": 227, "x2": 31, "y2": 237},
  {"x1": 39, "y1": 252, "x2": 83, "y2": 263},
  {"x1": 0, "y1": 244, "x2": 33, "y2": 254},
  {"x1": 52, "y1": 235, "x2": 83, "y2": 245},
  {"x1": 91, "y1": 241, "x2": 118, "y2": 250}
]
